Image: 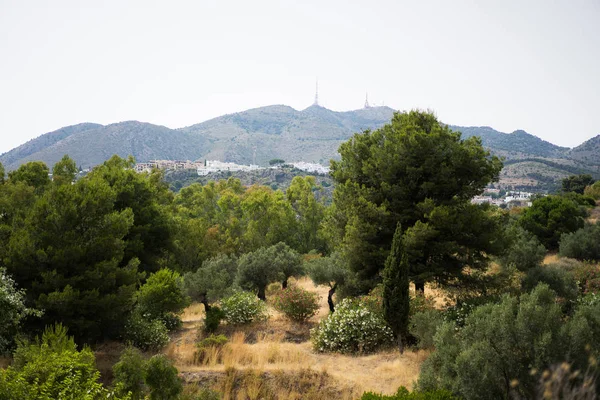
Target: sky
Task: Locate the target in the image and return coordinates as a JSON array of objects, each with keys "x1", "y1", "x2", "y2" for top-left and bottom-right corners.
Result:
[{"x1": 0, "y1": 0, "x2": 599, "y2": 154}]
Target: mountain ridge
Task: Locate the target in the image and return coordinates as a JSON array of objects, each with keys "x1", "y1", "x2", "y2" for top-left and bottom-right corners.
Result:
[{"x1": 1, "y1": 105, "x2": 598, "y2": 191}]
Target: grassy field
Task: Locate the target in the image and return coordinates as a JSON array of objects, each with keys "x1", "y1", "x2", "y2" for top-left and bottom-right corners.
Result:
[{"x1": 161, "y1": 277, "x2": 431, "y2": 398}]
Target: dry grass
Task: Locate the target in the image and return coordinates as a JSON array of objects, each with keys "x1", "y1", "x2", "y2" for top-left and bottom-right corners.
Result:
[
  {"x1": 544, "y1": 253, "x2": 560, "y2": 265},
  {"x1": 172, "y1": 278, "x2": 429, "y2": 396}
]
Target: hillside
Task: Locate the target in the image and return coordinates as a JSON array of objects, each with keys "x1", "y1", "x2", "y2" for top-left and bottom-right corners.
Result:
[{"x1": 2, "y1": 105, "x2": 599, "y2": 191}]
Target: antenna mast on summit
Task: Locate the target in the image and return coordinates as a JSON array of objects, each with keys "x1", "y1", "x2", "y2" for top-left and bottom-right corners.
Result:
[
  {"x1": 314, "y1": 79, "x2": 319, "y2": 106},
  {"x1": 364, "y1": 92, "x2": 371, "y2": 109}
]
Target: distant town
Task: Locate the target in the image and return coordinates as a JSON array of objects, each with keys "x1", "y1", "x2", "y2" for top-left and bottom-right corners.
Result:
[{"x1": 134, "y1": 159, "x2": 330, "y2": 175}]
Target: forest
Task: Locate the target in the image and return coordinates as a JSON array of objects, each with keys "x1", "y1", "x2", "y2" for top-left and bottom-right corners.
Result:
[{"x1": 1, "y1": 110, "x2": 600, "y2": 400}]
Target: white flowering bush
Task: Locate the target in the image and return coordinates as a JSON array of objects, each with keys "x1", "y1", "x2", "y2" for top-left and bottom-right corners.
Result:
[
  {"x1": 124, "y1": 312, "x2": 170, "y2": 351},
  {"x1": 311, "y1": 298, "x2": 394, "y2": 354},
  {"x1": 220, "y1": 291, "x2": 268, "y2": 325}
]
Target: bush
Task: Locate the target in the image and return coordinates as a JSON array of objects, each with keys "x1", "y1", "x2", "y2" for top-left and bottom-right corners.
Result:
[
  {"x1": 417, "y1": 284, "x2": 600, "y2": 399},
  {"x1": 522, "y1": 265, "x2": 579, "y2": 309},
  {"x1": 204, "y1": 306, "x2": 225, "y2": 333},
  {"x1": 124, "y1": 312, "x2": 170, "y2": 351},
  {"x1": 409, "y1": 309, "x2": 444, "y2": 349},
  {"x1": 311, "y1": 298, "x2": 394, "y2": 354},
  {"x1": 136, "y1": 268, "x2": 190, "y2": 331},
  {"x1": 272, "y1": 285, "x2": 320, "y2": 322},
  {"x1": 559, "y1": 224, "x2": 600, "y2": 261},
  {"x1": 221, "y1": 291, "x2": 268, "y2": 325},
  {"x1": 145, "y1": 354, "x2": 183, "y2": 400},
  {"x1": 361, "y1": 386, "x2": 459, "y2": 399},
  {"x1": 112, "y1": 346, "x2": 147, "y2": 400},
  {"x1": 499, "y1": 225, "x2": 546, "y2": 271},
  {"x1": 196, "y1": 334, "x2": 228, "y2": 363},
  {"x1": 571, "y1": 263, "x2": 600, "y2": 294}
]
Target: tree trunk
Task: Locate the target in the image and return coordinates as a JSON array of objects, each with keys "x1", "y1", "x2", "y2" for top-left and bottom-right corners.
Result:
[
  {"x1": 258, "y1": 286, "x2": 266, "y2": 301},
  {"x1": 415, "y1": 281, "x2": 425, "y2": 295},
  {"x1": 282, "y1": 278, "x2": 288, "y2": 289},
  {"x1": 327, "y1": 284, "x2": 337, "y2": 313},
  {"x1": 200, "y1": 294, "x2": 211, "y2": 312},
  {"x1": 397, "y1": 334, "x2": 404, "y2": 354}
]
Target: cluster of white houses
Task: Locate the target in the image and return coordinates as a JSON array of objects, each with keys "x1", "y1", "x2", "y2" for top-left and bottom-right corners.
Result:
[
  {"x1": 471, "y1": 189, "x2": 534, "y2": 207},
  {"x1": 134, "y1": 160, "x2": 330, "y2": 175}
]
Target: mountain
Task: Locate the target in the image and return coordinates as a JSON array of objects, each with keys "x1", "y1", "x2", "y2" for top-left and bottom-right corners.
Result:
[
  {"x1": 1, "y1": 105, "x2": 598, "y2": 192},
  {"x1": 568, "y1": 135, "x2": 600, "y2": 166},
  {"x1": 0, "y1": 121, "x2": 209, "y2": 171}
]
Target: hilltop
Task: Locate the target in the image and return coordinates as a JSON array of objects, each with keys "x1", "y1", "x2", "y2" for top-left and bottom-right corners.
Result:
[{"x1": 1, "y1": 105, "x2": 599, "y2": 191}]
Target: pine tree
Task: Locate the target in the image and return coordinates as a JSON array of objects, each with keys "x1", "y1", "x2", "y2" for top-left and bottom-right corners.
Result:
[{"x1": 383, "y1": 223, "x2": 410, "y2": 353}]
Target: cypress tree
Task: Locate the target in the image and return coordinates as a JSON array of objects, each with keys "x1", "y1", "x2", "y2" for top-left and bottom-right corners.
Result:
[{"x1": 383, "y1": 223, "x2": 410, "y2": 353}]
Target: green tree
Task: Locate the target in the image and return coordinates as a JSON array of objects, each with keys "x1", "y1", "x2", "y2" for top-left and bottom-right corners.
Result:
[
  {"x1": 559, "y1": 223, "x2": 600, "y2": 261},
  {"x1": 499, "y1": 224, "x2": 546, "y2": 271},
  {"x1": 383, "y1": 224, "x2": 410, "y2": 353},
  {"x1": 8, "y1": 161, "x2": 51, "y2": 190},
  {"x1": 0, "y1": 162, "x2": 5, "y2": 184},
  {"x1": 135, "y1": 268, "x2": 190, "y2": 330},
  {"x1": 305, "y1": 252, "x2": 349, "y2": 312},
  {"x1": 286, "y1": 176, "x2": 327, "y2": 253},
  {"x1": 269, "y1": 158, "x2": 285, "y2": 166},
  {"x1": 182, "y1": 253, "x2": 238, "y2": 311},
  {"x1": 112, "y1": 347, "x2": 147, "y2": 400},
  {"x1": 87, "y1": 155, "x2": 174, "y2": 274},
  {"x1": 584, "y1": 181, "x2": 600, "y2": 199},
  {"x1": 562, "y1": 174, "x2": 594, "y2": 194},
  {"x1": 519, "y1": 195, "x2": 587, "y2": 249},
  {"x1": 52, "y1": 154, "x2": 78, "y2": 186},
  {"x1": 270, "y1": 242, "x2": 303, "y2": 289},
  {"x1": 327, "y1": 110, "x2": 502, "y2": 293},
  {"x1": 5, "y1": 175, "x2": 139, "y2": 342},
  {"x1": 145, "y1": 354, "x2": 182, "y2": 400}
]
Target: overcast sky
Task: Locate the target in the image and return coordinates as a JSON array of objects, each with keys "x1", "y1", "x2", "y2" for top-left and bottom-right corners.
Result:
[{"x1": 0, "y1": 0, "x2": 599, "y2": 154}]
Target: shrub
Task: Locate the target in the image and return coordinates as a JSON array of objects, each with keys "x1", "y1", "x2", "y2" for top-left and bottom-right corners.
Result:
[
  {"x1": 204, "y1": 306, "x2": 225, "y2": 333},
  {"x1": 124, "y1": 312, "x2": 170, "y2": 351},
  {"x1": 145, "y1": 354, "x2": 182, "y2": 400},
  {"x1": 499, "y1": 225, "x2": 546, "y2": 271},
  {"x1": 559, "y1": 224, "x2": 600, "y2": 262},
  {"x1": 136, "y1": 268, "x2": 190, "y2": 331},
  {"x1": 361, "y1": 386, "x2": 458, "y2": 399},
  {"x1": 311, "y1": 298, "x2": 394, "y2": 354},
  {"x1": 570, "y1": 262, "x2": 600, "y2": 294},
  {"x1": 112, "y1": 346, "x2": 147, "y2": 400},
  {"x1": 272, "y1": 285, "x2": 320, "y2": 322},
  {"x1": 196, "y1": 334, "x2": 228, "y2": 363},
  {"x1": 221, "y1": 291, "x2": 268, "y2": 325},
  {"x1": 522, "y1": 265, "x2": 579, "y2": 310},
  {"x1": 409, "y1": 309, "x2": 444, "y2": 349}
]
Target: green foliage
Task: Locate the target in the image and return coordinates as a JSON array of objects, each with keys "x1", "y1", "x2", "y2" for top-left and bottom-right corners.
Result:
[
  {"x1": 269, "y1": 158, "x2": 285, "y2": 165},
  {"x1": 0, "y1": 162, "x2": 4, "y2": 184},
  {"x1": 145, "y1": 354, "x2": 183, "y2": 400},
  {"x1": 361, "y1": 386, "x2": 459, "y2": 400},
  {"x1": 327, "y1": 110, "x2": 503, "y2": 292},
  {"x1": 409, "y1": 309, "x2": 444, "y2": 350},
  {"x1": 204, "y1": 306, "x2": 225, "y2": 333},
  {"x1": 311, "y1": 298, "x2": 394, "y2": 354},
  {"x1": 52, "y1": 154, "x2": 78, "y2": 186},
  {"x1": 562, "y1": 174, "x2": 594, "y2": 194},
  {"x1": 0, "y1": 268, "x2": 40, "y2": 355},
  {"x1": 124, "y1": 312, "x2": 170, "y2": 351},
  {"x1": 136, "y1": 268, "x2": 190, "y2": 330},
  {"x1": 0, "y1": 324, "x2": 127, "y2": 400},
  {"x1": 584, "y1": 181, "x2": 600, "y2": 199},
  {"x1": 383, "y1": 224, "x2": 410, "y2": 350},
  {"x1": 197, "y1": 334, "x2": 228, "y2": 350},
  {"x1": 8, "y1": 161, "x2": 51, "y2": 190},
  {"x1": 183, "y1": 254, "x2": 237, "y2": 305},
  {"x1": 522, "y1": 265, "x2": 579, "y2": 310},
  {"x1": 499, "y1": 224, "x2": 546, "y2": 271},
  {"x1": 570, "y1": 262, "x2": 600, "y2": 294},
  {"x1": 519, "y1": 195, "x2": 587, "y2": 249},
  {"x1": 271, "y1": 285, "x2": 320, "y2": 322},
  {"x1": 236, "y1": 242, "x2": 301, "y2": 299},
  {"x1": 417, "y1": 284, "x2": 600, "y2": 399},
  {"x1": 559, "y1": 223, "x2": 600, "y2": 261},
  {"x1": 112, "y1": 347, "x2": 147, "y2": 400},
  {"x1": 304, "y1": 252, "x2": 349, "y2": 312},
  {"x1": 5, "y1": 173, "x2": 139, "y2": 342},
  {"x1": 220, "y1": 291, "x2": 268, "y2": 325},
  {"x1": 286, "y1": 176, "x2": 327, "y2": 253}
]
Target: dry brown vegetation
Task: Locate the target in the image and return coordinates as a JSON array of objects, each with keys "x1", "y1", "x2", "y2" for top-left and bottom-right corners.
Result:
[{"x1": 162, "y1": 277, "x2": 431, "y2": 397}]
